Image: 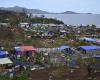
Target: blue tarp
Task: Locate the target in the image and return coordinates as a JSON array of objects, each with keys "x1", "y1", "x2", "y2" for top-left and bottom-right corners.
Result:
[
  {"x1": 14, "y1": 47, "x2": 21, "y2": 55},
  {"x1": 59, "y1": 45, "x2": 73, "y2": 54},
  {"x1": 79, "y1": 45, "x2": 100, "y2": 51},
  {"x1": 0, "y1": 51, "x2": 7, "y2": 58},
  {"x1": 59, "y1": 45, "x2": 70, "y2": 51},
  {"x1": 14, "y1": 47, "x2": 21, "y2": 52}
]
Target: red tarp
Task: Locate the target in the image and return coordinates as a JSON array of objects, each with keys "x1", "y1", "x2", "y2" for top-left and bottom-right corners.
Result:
[{"x1": 20, "y1": 46, "x2": 36, "y2": 52}]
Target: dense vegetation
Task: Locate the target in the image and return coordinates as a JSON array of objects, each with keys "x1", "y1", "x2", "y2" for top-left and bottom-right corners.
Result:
[
  {"x1": 31, "y1": 17, "x2": 64, "y2": 24},
  {"x1": 0, "y1": 10, "x2": 28, "y2": 26},
  {"x1": 0, "y1": 10, "x2": 64, "y2": 26}
]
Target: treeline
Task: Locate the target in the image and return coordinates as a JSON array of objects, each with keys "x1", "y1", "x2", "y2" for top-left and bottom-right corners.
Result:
[{"x1": 31, "y1": 17, "x2": 64, "y2": 24}]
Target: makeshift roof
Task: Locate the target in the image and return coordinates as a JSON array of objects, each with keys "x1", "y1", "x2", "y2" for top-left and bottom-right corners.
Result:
[
  {"x1": 15, "y1": 46, "x2": 36, "y2": 52},
  {"x1": 0, "y1": 58, "x2": 12, "y2": 64},
  {"x1": 59, "y1": 45, "x2": 70, "y2": 51},
  {"x1": 79, "y1": 37, "x2": 96, "y2": 42},
  {"x1": 0, "y1": 51, "x2": 6, "y2": 55},
  {"x1": 0, "y1": 51, "x2": 7, "y2": 58},
  {"x1": 14, "y1": 47, "x2": 21, "y2": 52},
  {"x1": 79, "y1": 45, "x2": 100, "y2": 51},
  {"x1": 20, "y1": 46, "x2": 36, "y2": 52}
]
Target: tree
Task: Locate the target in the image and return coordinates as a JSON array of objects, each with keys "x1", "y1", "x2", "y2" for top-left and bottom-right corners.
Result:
[{"x1": 91, "y1": 24, "x2": 96, "y2": 29}]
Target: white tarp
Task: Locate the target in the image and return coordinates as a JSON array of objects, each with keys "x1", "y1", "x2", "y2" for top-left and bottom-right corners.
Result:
[{"x1": 0, "y1": 58, "x2": 13, "y2": 64}]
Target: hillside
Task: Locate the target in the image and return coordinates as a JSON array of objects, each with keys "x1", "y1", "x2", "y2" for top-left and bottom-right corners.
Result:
[
  {"x1": 0, "y1": 6, "x2": 93, "y2": 14},
  {"x1": 0, "y1": 27, "x2": 25, "y2": 49},
  {"x1": 0, "y1": 9, "x2": 27, "y2": 24},
  {"x1": 0, "y1": 6, "x2": 49, "y2": 14}
]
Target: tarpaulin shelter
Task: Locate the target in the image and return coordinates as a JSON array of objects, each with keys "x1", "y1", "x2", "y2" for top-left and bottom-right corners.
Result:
[
  {"x1": 0, "y1": 58, "x2": 12, "y2": 65},
  {"x1": 0, "y1": 51, "x2": 7, "y2": 58},
  {"x1": 79, "y1": 45, "x2": 100, "y2": 51},
  {"x1": 59, "y1": 45, "x2": 72, "y2": 54},
  {"x1": 79, "y1": 45, "x2": 100, "y2": 56},
  {"x1": 15, "y1": 46, "x2": 36, "y2": 52},
  {"x1": 20, "y1": 46, "x2": 36, "y2": 52},
  {"x1": 59, "y1": 45, "x2": 70, "y2": 51},
  {"x1": 14, "y1": 47, "x2": 21, "y2": 55},
  {"x1": 14, "y1": 46, "x2": 36, "y2": 57},
  {"x1": 79, "y1": 37, "x2": 96, "y2": 42}
]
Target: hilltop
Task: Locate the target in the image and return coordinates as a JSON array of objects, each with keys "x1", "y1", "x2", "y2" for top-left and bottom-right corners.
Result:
[
  {"x1": 0, "y1": 6, "x2": 49, "y2": 14},
  {"x1": 0, "y1": 6, "x2": 93, "y2": 14}
]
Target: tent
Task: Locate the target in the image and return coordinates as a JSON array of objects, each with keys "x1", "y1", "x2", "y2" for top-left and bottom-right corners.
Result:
[
  {"x1": 59, "y1": 45, "x2": 72, "y2": 54},
  {"x1": 79, "y1": 37, "x2": 96, "y2": 42},
  {"x1": 79, "y1": 45, "x2": 100, "y2": 51},
  {"x1": 20, "y1": 46, "x2": 36, "y2": 52},
  {"x1": 15, "y1": 46, "x2": 36, "y2": 52},
  {"x1": 0, "y1": 51, "x2": 7, "y2": 58},
  {"x1": 59, "y1": 45, "x2": 70, "y2": 51},
  {"x1": 14, "y1": 46, "x2": 36, "y2": 56},
  {"x1": 14, "y1": 47, "x2": 21, "y2": 52},
  {"x1": 0, "y1": 58, "x2": 12, "y2": 65}
]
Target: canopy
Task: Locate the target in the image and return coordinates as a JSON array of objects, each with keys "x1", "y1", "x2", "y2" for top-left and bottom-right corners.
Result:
[
  {"x1": 0, "y1": 58, "x2": 13, "y2": 64},
  {"x1": 79, "y1": 45, "x2": 100, "y2": 51},
  {"x1": 59, "y1": 45, "x2": 70, "y2": 51}
]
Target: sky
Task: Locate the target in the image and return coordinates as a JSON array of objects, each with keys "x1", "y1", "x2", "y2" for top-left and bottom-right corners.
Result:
[{"x1": 0, "y1": 0, "x2": 100, "y2": 13}]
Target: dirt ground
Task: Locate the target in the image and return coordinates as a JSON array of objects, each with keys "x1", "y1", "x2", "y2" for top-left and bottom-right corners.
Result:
[
  {"x1": 29, "y1": 67, "x2": 100, "y2": 80},
  {"x1": 29, "y1": 69, "x2": 50, "y2": 80}
]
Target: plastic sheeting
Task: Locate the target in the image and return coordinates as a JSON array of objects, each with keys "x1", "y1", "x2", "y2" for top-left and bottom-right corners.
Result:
[{"x1": 79, "y1": 45, "x2": 100, "y2": 51}]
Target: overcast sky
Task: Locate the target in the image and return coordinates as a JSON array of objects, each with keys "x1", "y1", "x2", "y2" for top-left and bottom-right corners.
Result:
[{"x1": 0, "y1": 0, "x2": 100, "y2": 13}]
